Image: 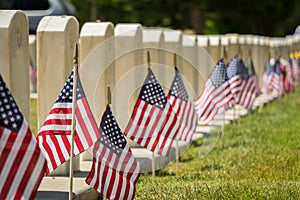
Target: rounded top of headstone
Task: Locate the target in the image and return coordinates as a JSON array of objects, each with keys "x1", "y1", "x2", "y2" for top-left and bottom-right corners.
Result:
[
  {"x1": 285, "y1": 35, "x2": 294, "y2": 45},
  {"x1": 252, "y1": 36, "x2": 259, "y2": 45},
  {"x1": 37, "y1": 16, "x2": 78, "y2": 32},
  {"x1": 258, "y1": 36, "x2": 265, "y2": 46},
  {"x1": 80, "y1": 22, "x2": 114, "y2": 37},
  {"x1": 295, "y1": 25, "x2": 300, "y2": 35},
  {"x1": 0, "y1": 10, "x2": 27, "y2": 28},
  {"x1": 246, "y1": 35, "x2": 253, "y2": 45},
  {"x1": 115, "y1": 23, "x2": 142, "y2": 36},
  {"x1": 208, "y1": 35, "x2": 220, "y2": 46},
  {"x1": 221, "y1": 36, "x2": 229, "y2": 46},
  {"x1": 238, "y1": 35, "x2": 246, "y2": 44},
  {"x1": 269, "y1": 38, "x2": 279, "y2": 47},
  {"x1": 197, "y1": 35, "x2": 209, "y2": 47},
  {"x1": 226, "y1": 33, "x2": 239, "y2": 44},
  {"x1": 163, "y1": 29, "x2": 182, "y2": 42},
  {"x1": 182, "y1": 35, "x2": 196, "y2": 47},
  {"x1": 142, "y1": 29, "x2": 164, "y2": 43}
]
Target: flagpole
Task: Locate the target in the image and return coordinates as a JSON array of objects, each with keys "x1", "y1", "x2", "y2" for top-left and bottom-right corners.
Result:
[
  {"x1": 175, "y1": 139, "x2": 179, "y2": 172},
  {"x1": 232, "y1": 97, "x2": 236, "y2": 135},
  {"x1": 232, "y1": 47, "x2": 243, "y2": 135},
  {"x1": 147, "y1": 50, "x2": 156, "y2": 177},
  {"x1": 222, "y1": 46, "x2": 227, "y2": 150},
  {"x1": 221, "y1": 110, "x2": 225, "y2": 150},
  {"x1": 107, "y1": 85, "x2": 112, "y2": 105},
  {"x1": 173, "y1": 53, "x2": 180, "y2": 172},
  {"x1": 237, "y1": 104, "x2": 241, "y2": 128},
  {"x1": 152, "y1": 152, "x2": 155, "y2": 177},
  {"x1": 69, "y1": 43, "x2": 78, "y2": 200}
]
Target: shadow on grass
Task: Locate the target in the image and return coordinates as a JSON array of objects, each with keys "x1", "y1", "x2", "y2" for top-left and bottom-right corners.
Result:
[
  {"x1": 141, "y1": 169, "x2": 176, "y2": 177},
  {"x1": 200, "y1": 163, "x2": 222, "y2": 171}
]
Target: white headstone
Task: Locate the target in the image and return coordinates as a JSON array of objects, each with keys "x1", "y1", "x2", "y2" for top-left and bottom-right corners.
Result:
[
  {"x1": 79, "y1": 22, "x2": 114, "y2": 122},
  {"x1": 0, "y1": 10, "x2": 30, "y2": 121},
  {"x1": 37, "y1": 16, "x2": 79, "y2": 174},
  {"x1": 79, "y1": 22, "x2": 115, "y2": 160},
  {"x1": 197, "y1": 35, "x2": 213, "y2": 93},
  {"x1": 163, "y1": 29, "x2": 182, "y2": 90},
  {"x1": 226, "y1": 34, "x2": 239, "y2": 59},
  {"x1": 208, "y1": 35, "x2": 221, "y2": 63},
  {"x1": 113, "y1": 23, "x2": 143, "y2": 129},
  {"x1": 142, "y1": 28, "x2": 165, "y2": 86},
  {"x1": 37, "y1": 16, "x2": 79, "y2": 127},
  {"x1": 182, "y1": 34, "x2": 198, "y2": 98}
]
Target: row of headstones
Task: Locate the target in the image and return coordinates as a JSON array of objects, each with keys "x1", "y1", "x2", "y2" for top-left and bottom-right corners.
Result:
[{"x1": 1, "y1": 10, "x2": 300, "y2": 143}]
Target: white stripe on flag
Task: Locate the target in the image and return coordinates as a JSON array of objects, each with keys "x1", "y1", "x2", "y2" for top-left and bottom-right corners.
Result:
[
  {"x1": 0, "y1": 128, "x2": 26, "y2": 191},
  {"x1": 22, "y1": 152, "x2": 45, "y2": 199}
]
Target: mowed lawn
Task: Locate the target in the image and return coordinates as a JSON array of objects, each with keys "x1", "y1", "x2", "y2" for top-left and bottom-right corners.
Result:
[{"x1": 135, "y1": 90, "x2": 300, "y2": 199}]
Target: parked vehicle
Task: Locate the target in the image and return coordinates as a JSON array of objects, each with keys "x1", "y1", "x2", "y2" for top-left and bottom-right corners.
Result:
[{"x1": 0, "y1": 0, "x2": 77, "y2": 34}]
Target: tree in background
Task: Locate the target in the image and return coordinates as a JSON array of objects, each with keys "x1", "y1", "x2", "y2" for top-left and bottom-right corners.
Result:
[{"x1": 68, "y1": 0, "x2": 300, "y2": 36}]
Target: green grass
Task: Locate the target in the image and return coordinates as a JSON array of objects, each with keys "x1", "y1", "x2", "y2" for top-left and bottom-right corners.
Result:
[
  {"x1": 30, "y1": 98, "x2": 38, "y2": 136},
  {"x1": 135, "y1": 90, "x2": 300, "y2": 199}
]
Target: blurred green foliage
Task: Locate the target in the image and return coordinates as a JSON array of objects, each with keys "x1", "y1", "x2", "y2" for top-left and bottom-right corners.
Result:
[{"x1": 68, "y1": 0, "x2": 300, "y2": 36}]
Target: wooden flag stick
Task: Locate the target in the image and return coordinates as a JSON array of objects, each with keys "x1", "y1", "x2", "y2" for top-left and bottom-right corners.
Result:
[
  {"x1": 147, "y1": 50, "x2": 156, "y2": 177},
  {"x1": 232, "y1": 49, "x2": 243, "y2": 135},
  {"x1": 147, "y1": 50, "x2": 151, "y2": 68},
  {"x1": 175, "y1": 139, "x2": 179, "y2": 172},
  {"x1": 221, "y1": 110, "x2": 225, "y2": 150},
  {"x1": 69, "y1": 43, "x2": 78, "y2": 200},
  {"x1": 173, "y1": 53, "x2": 179, "y2": 172},
  {"x1": 237, "y1": 104, "x2": 241, "y2": 128},
  {"x1": 174, "y1": 53, "x2": 177, "y2": 67},
  {"x1": 222, "y1": 46, "x2": 227, "y2": 149},
  {"x1": 232, "y1": 102, "x2": 236, "y2": 135},
  {"x1": 107, "y1": 85, "x2": 112, "y2": 105},
  {"x1": 223, "y1": 45, "x2": 228, "y2": 64},
  {"x1": 152, "y1": 152, "x2": 156, "y2": 177}
]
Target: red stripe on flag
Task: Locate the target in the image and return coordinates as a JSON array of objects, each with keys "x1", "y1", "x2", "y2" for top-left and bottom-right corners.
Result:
[
  {"x1": 41, "y1": 136, "x2": 59, "y2": 175},
  {"x1": 0, "y1": 130, "x2": 17, "y2": 174},
  {"x1": 49, "y1": 107, "x2": 72, "y2": 115},
  {"x1": 0, "y1": 130, "x2": 31, "y2": 199},
  {"x1": 15, "y1": 140, "x2": 44, "y2": 199}
]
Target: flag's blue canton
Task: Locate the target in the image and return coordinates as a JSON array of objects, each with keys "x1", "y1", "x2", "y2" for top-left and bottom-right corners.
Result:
[
  {"x1": 274, "y1": 60, "x2": 281, "y2": 75},
  {"x1": 99, "y1": 105, "x2": 126, "y2": 156},
  {"x1": 168, "y1": 67, "x2": 188, "y2": 101},
  {"x1": 264, "y1": 62, "x2": 272, "y2": 75},
  {"x1": 210, "y1": 59, "x2": 228, "y2": 88},
  {"x1": 240, "y1": 60, "x2": 249, "y2": 80},
  {"x1": 56, "y1": 71, "x2": 85, "y2": 103},
  {"x1": 139, "y1": 68, "x2": 167, "y2": 109},
  {"x1": 227, "y1": 55, "x2": 240, "y2": 79},
  {"x1": 0, "y1": 75, "x2": 23, "y2": 133}
]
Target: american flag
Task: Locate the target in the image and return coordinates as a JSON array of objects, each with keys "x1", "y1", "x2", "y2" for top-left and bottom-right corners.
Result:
[
  {"x1": 167, "y1": 67, "x2": 197, "y2": 143},
  {"x1": 237, "y1": 60, "x2": 259, "y2": 110},
  {"x1": 261, "y1": 61, "x2": 273, "y2": 99},
  {"x1": 37, "y1": 70, "x2": 100, "y2": 175},
  {"x1": 0, "y1": 75, "x2": 45, "y2": 199},
  {"x1": 124, "y1": 67, "x2": 180, "y2": 157},
  {"x1": 291, "y1": 58, "x2": 299, "y2": 84},
  {"x1": 86, "y1": 105, "x2": 140, "y2": 200},
  {"x1": 227, "y1": 55, "x2": 242, "y2": 97},
  {"x1": 282, "y1": 62, "x2": 294, "y2": 93},
  {"x1": 194, "y1": 59, "x2": 234, "y2": 125},
  {"x1": 270, "y1": 60, "x2": 284, "y2": 97},
  {"x1": 249, "y1": 60, "x2": 260, "y2": 97}
]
